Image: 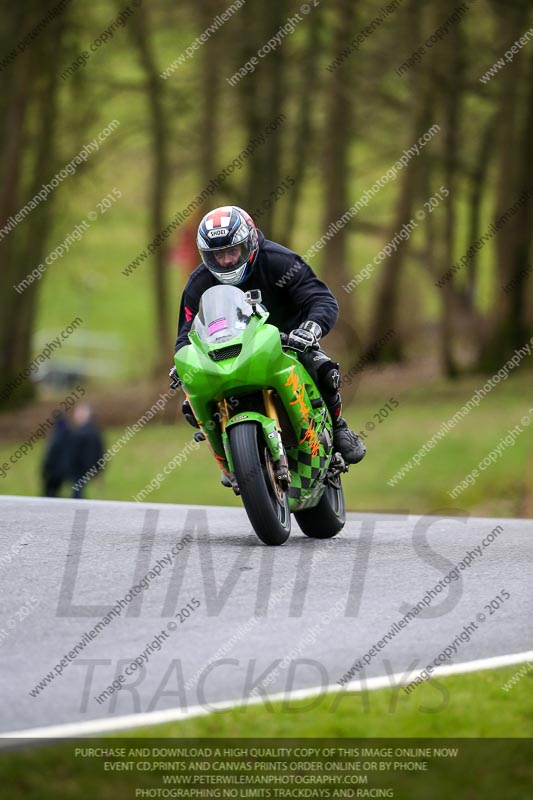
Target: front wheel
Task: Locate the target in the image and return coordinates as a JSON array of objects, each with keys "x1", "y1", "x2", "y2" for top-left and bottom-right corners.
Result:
[
  {"x1": 228, "y1": 422, "x2": 291, "y2": 546},
  {"x1": 294, "y1": 476, "x2": 346, "y2": 539}
]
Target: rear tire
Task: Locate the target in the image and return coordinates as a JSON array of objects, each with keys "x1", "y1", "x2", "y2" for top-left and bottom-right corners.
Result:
[
  {"x1": 294, "y1": 477, "x2": 345, "y2": 539},
  {"x1": 229, "y1": 422, "x2": 291, "y2": 546}
]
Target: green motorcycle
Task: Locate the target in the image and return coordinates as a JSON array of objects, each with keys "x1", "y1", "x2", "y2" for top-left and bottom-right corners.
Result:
[{"x1": 174, "y1": 284, "x2": 348, "y2": 546}]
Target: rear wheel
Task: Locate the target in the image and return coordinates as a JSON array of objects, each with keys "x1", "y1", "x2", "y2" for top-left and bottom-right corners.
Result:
[
  {"x1": 228, "y1": 422, "x2": 291, "y2": 546},
  {"x1": 294, "y1": 476, "x2": 345, "y2": 539}
]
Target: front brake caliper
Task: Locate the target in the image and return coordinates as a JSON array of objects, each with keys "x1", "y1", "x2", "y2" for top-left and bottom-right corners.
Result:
[{"x1": 273, "y1": 434, "x2": 290, "y2": 490}]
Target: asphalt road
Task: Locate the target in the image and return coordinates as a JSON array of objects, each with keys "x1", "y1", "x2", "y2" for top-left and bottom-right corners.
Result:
[{"x1": 0, "y1": 496, "x2": 531, "y2": 735}]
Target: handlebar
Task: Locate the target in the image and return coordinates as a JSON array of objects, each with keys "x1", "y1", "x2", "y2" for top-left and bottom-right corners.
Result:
[{"x1": 279, "y1": 331, "x2": 320, "y2": 352}]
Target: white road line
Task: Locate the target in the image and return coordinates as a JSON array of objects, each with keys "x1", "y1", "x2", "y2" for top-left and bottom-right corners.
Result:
[{"x1": 2, "y1": 649, "x2": 532, "y2": 741}]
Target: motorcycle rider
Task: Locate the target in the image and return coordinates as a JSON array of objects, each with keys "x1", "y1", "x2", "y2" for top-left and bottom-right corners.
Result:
[{"x1": 171, "y1": 205, "x2": 366, "y2": 467}]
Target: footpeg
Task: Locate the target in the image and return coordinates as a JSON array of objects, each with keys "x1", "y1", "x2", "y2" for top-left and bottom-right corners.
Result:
[
  {"x1": 328, "y1": 452, "x2": 349, "y2": 479},
  {"x1": 221, "y1": 472, "x2": 240, "y2": 495}
]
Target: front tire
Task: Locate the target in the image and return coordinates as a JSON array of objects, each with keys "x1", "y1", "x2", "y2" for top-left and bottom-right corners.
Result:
[
  {"x1": 294, "y1": 476, "x2": 345, "y2": 539},
  {"x1": 228, "y1": 422, "x2": 291, "y2": 546}
]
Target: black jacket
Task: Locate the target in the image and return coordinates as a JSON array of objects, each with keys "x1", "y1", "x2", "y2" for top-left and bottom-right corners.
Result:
[
  {"x1": 174, "y1": 231, "x2": 339, "y2": 352},
  {"x1": 42, "y1": 419, "x2": 72, "y2": 482},
  {"x1": 69, "y1": 422, "x2": 104, "y2": 482}
]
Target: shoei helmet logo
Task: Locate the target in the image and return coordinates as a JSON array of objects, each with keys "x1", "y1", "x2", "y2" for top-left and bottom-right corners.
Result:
[{"x1": 207, "y1": 228, "x2": 229, "y2": 239}]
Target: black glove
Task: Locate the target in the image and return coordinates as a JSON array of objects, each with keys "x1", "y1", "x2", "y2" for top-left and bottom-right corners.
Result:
[
  {"x1": 169, "y1": 366, "x2": 181, "y2": 390},
  {"x1": 287, "y1": 321, "x2": 322, "y2": 353}
]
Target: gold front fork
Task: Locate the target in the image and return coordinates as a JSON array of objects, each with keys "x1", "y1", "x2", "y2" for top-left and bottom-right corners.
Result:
[
  {"x1": 263, "y1": 389, "x2": 281, "y2": 431},
  {"x1": 217, "y1": 399, "x2": 230, "y2": 432},
  {"x1": 263, "y1": 390, "x2": 290, "y2": 487}
]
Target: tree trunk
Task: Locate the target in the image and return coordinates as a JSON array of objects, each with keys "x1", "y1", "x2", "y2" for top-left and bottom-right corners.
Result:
[
  {"x1": 238, "y1": 0, "x2": 288, "y2": 231},
  {"x1": 0, "y1": 2, "x2": 69, "y2": 409},
  {"x1": 319, "y1": 0, "x2": 359, "y2": 366},
  {"x1": 279, "y1": 6, "x2": 322, "y2": 243},
  {"x1": 363, "y1": 0, "x2": 431, "y2": 364},
  {"x1": 465, "y1": 111, "x2": 498, "y2": 309},
  {"x1": 199, "y1": 0, "x2": 221, "y2": 188},
  {"x1": 438, "y1": 0, "x2": 466, "y2": 379},
  {"x1": 478, "y1": 1, "x2": 532, "y2": 370},
  {"x1": 487, "y1": 45, "x2": 533, "y2": 355},
  {"x1": 129, "y1": 4, "x2": 171, "y2": 375}
]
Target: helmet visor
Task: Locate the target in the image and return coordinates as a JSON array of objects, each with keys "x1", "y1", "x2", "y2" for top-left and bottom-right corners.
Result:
[{"x1": 199, "y1": 240, "x2": 253, "y2": 277}]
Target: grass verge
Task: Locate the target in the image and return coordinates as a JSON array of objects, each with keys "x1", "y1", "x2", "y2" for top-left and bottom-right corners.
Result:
[
  {"x1": 1, "y1": 371, "x2": 532, "y2": 517},
  {"x1": 0, "y1": 666, "x2": 532, "y2": 799}
]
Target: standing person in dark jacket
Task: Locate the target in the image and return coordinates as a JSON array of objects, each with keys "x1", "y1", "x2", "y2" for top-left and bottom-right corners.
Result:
[
  {"x1": 170, "y1": 205, "x2": 366, "y2": 466},
  {"x1": 41, "y1": 415, "x2": 72, "y2": 497},
  {"x1": 69, "y1": 403, "x2": 105, "y2": 499}
]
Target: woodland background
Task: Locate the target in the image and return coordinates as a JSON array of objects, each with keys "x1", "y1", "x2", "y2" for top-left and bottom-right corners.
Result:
[{"x1": 0, "y1": 0, "x2": 532, "y2": 515}]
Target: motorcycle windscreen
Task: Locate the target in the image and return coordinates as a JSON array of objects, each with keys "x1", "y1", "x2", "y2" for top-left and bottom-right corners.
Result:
[{"x1": 192, "y1": 285, "x2": 254, "y2": 344}]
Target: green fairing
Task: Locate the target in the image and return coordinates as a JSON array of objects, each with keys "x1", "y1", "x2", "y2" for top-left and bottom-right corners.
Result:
[{"x1": 174, "y1": 290, "x2": 334, "y2": 512}]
